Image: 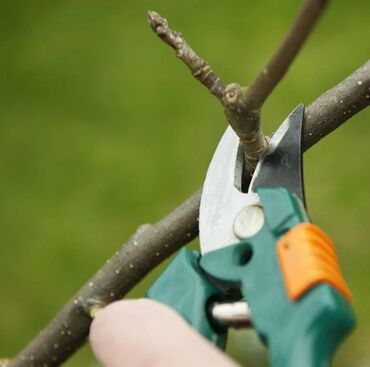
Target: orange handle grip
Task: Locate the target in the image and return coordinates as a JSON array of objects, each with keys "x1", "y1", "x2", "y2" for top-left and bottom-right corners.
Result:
[{"x1": 277, "y1": 223, "x2": 352, "y2": 302}]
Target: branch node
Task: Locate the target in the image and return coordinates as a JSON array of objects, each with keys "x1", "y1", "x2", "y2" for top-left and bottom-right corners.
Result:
[
  {"x1": 222, "y1": 83, "x2": 269, "y2": 176},
  {"x1": 131, "y1": 223, "x2": 153, "y2": 246},
  {"x1": 223, "y1": 83, "x2": 244, "y2": 107},
  {"x1": 83, "y1": 298, "x2": 107, "y2": 319}
]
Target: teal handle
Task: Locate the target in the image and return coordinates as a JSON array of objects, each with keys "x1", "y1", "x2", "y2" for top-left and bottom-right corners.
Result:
[
  {"x1": 269, "y1": 285, "x2": 354, "y2": 367},
  {"x1": 147, "y1": 248, "x2": 226, "y2": 347},
  {"x1": 200, "y1": 187, "x2": 355, "y2": 367}
]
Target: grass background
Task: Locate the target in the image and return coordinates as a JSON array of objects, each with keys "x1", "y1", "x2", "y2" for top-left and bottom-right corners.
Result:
[{"x1": 0, "y1": 0, "x2": 369, "y2": 366}]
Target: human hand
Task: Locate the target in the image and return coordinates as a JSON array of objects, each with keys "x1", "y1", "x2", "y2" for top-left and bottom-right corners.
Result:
[{"x1": 90, "y1": 299, "x2": 239, "y2": 367}]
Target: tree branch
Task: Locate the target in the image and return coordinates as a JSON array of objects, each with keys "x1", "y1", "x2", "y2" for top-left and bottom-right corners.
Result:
[
  {"x1": 6, "y1": 190, "x2": 201, "y2": 367},
  {"x1": 244, "y1": 0, "x2": 328, "y2": 109},
  {"x1": 4, "y1": 60, "x2": 369, "y2": 367},
  {"x1": 303, "y1": 60, "x2": 370, "y2": 150},
  {"x1": 148, "y1": 0, "x2": 328, "y2": 178}
]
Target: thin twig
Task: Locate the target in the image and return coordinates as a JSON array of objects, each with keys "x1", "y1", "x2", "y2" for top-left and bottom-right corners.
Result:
[
  {"x1": 5, "y1": 60, "x2": 370, "y2": 367},
  {"x1": 244, "y1": 0, "x2": 329, "y2": 109},
  {"x1": 148, "y1": 11, "x2": 225, "y2": 101}
]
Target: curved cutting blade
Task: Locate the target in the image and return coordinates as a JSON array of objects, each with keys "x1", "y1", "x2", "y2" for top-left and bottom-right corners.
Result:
[
  {"x1": 199, "y1": 104, "x2": 305, "y2": 255},
  {"x1": 199, "y1": 126, "x2": 259, "y2": 254}
]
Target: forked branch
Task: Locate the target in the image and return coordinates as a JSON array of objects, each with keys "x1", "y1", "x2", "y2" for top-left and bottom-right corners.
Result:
[{"x1": 149, "y1": 0, "x2": 328, "y2": 176}]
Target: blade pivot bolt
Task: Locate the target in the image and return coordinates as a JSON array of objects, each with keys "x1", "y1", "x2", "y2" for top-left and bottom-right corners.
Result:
[{"x1": 233, "y1": 205, "x2": 264, "y2": 239}]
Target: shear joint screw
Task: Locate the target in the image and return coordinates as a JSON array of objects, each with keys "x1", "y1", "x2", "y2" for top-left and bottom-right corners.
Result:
[{"x1": 233, "y1": 205, "x2": 264, "y2": 239}]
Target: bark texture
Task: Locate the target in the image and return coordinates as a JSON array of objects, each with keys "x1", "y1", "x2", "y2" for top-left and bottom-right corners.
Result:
[
  {"x1": 303, "y1": 60, "x2": 370, "y2": 150},
  {"x1": 148, "y1": 11, "x2": 225, "y2": 101}
]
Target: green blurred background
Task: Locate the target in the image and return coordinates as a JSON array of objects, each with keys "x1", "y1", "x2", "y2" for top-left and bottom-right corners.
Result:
[{"x1": 0, "y1": 1, "x2": 369, "y2": 366}]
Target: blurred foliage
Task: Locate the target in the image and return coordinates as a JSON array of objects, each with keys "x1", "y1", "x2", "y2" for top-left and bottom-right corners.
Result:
[{"x1": 0, "y1": 0, "x2": 369, "y2": 366}]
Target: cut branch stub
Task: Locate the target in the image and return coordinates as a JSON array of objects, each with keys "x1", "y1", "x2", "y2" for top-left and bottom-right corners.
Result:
[{"x1": 223, "y1": 83, "x2": 269, "y2": 175}]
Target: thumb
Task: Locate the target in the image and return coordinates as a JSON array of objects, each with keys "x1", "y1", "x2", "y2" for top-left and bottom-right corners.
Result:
[{"x1": 90, "y1": 299, "x2": 238, "y2": 367}]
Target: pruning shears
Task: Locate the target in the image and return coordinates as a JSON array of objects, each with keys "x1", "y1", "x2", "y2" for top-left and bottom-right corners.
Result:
[{"x1": 147, "y1": 104, "x2": 355, "y2": 367}]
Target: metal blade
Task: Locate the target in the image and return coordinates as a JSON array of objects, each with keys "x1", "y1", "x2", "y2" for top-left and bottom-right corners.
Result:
[
  {"x1": 199, "y1": 104, "x2": 305, "y2": 255},
  {"x1": 250, "y1": 104, "x2": 305, "y2": 204},
  {"x1": 199, "y1": 126, "x2": 260, "y2": 254}
]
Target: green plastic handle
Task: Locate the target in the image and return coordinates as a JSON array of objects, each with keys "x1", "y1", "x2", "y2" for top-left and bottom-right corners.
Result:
[
  {"x1": 200, "y1": 187, "x2": 355, "y2": 367},
  {"x1": 147, "y1": 249, "x2": 227, "y2": 348},
  {"x1": 268, "y1": 286, "x2": 353, "y2": 367}
]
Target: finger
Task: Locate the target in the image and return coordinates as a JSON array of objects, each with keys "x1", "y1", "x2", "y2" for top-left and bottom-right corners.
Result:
[{"x1": 90, "y1": 299, "x2": 239, "y2": 367}]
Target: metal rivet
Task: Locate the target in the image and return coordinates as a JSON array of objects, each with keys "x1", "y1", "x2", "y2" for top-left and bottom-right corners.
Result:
[{"x1": 233, "y1": 205, "x2": 264, "y2": 239}]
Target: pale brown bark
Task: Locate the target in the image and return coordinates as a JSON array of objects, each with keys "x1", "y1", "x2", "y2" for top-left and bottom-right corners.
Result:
[{"x1": 148, "y1": 11, "x2": 225, "y2": 101}]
